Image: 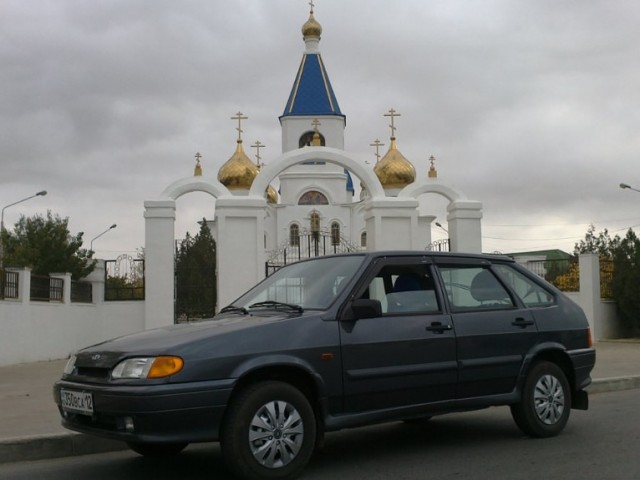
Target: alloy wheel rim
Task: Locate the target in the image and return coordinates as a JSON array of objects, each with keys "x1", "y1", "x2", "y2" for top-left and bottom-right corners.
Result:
[
  {"x1": 533, "y1": 374, "x2": 565, "y2": 425},
  {"x1": 249, "y1": 400, "x2": 304, "y2": 469}
]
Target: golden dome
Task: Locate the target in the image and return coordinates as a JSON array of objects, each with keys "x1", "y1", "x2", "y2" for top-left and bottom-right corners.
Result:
[
  {"x1": 217, "y1": 140, "x2": 258, "y2": 190},
  {"x1": 302, "y1": 11, "x2": 322, "y2": 39},
  {"x1": 266, "y1": 185, "x2": 278, "y2": 204},
  {"x1": 374, "y1": 137, "x2": 416, "y2": 189}
]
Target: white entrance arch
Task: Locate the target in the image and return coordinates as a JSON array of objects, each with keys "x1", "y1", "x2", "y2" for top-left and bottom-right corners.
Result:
[
  {"x1": 250, "y1": 147, "x2": 385, "y2": 199},
  {"x1": 161, "y1": 176, "x2": 231, "y2": 200},
  {"x1": 145, "y1": 151, "x2": 482, "y2": 329},
  {"x1": 399, "y1": 180, "x2": 483, "y2": 253}
]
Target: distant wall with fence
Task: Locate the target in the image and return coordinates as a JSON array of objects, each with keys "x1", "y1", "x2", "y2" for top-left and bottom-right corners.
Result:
[
  {"x1": 0, "y1": 260, "x2": 145, "y2": 366},
  {"x1": 0, "y1": 253, "x2": 626, "y2": 366},
  {"x1": 517, "y1": 253, "x2": 623, "y2": 340}
]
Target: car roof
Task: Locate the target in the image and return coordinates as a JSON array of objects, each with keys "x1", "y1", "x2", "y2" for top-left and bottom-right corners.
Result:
[{"x1": 320, "y1": 250, "x2": 516, "y2": 263}]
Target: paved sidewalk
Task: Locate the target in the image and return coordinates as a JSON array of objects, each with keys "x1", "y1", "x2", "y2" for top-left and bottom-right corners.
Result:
[{"x1": 0, "y1": 341, "x2": 639, "y2": 464}]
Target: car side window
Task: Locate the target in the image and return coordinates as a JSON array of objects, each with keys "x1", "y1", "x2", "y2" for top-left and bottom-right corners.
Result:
[
  {"x1": 493, "y1": 264, "x2": 556, "y2": 307},
  {"x1": 438, "y1": 266, "x2": 515, "y2": 311},
  {"x1": 360, "y1": 264, "x2": 440, "y2": 314}
]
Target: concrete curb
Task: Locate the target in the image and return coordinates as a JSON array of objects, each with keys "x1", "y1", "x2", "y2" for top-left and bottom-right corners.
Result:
[
  {"x1": 1, "y1": 375, "x2": 638, "y2": 465},
  {"x1": 0, "y1": 433, "x2": 126, "y2": 464},
  {"x1": 587, "y1": 374, "x2": 640, "y2": 394}
]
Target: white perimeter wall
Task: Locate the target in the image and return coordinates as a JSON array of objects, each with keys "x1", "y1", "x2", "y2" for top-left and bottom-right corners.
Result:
[{"x1": 0, "y1": 300, "x2": 144, "y2": 366}]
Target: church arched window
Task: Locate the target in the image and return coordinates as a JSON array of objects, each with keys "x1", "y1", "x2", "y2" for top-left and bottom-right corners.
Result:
[
  {"x1": 331, "y1": 222, "x2": 340, "y2": 246},
  {"x1": 298, "y1": 190, "x2": 329, "y2": 205},
  {"x1": 289, "y1": 224, "x2": 300, "y2": 247},
  {"x1": 361, "y1": 231, "x2": 367, "y2": 248}
]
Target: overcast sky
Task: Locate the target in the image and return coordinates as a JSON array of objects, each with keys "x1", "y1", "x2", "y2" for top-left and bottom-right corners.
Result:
[{"x1": 2, "y1": 0, "x2": 639, "y2": 260}]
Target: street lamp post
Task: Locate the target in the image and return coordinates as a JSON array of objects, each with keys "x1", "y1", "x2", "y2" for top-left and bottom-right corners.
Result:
[
  {"x1": 435, "y1": 221, "x2": 449, "y2": 234},
  {"x1": 620, "y1": 183, "x2": 640, "y2": 193},
  {"x1": 1, "y1": 190, "x2": 48, "y2": 271},
  {"x1": 90, "y1": 224, "x2": 117, "y2": 256}
]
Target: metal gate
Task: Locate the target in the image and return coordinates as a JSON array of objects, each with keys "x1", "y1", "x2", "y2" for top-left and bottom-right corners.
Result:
[{"x1": 104, "y1": 255, "x2": 145, "y2": 300}]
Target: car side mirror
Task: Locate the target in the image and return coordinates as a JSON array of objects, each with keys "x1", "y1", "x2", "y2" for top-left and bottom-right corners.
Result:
[{"x1": 350, "y1": 299, "x2": 382, "y2": 319}]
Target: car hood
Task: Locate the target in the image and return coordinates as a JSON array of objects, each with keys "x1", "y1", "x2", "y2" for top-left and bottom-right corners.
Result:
[{"x1": 74, "y1": 312, "x2": 308, "y2": 369}]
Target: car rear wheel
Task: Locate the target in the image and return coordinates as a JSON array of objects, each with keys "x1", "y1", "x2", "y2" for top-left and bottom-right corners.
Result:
[
  {"x1": 221, "y1": 381, "x2": 316, "y2": 480},
  {"x1": 511, "y1": 361, "x2": 571, "y2": 438},
  {"x1": 127, "y1": 441, "x2": 188, "y2": 457}
]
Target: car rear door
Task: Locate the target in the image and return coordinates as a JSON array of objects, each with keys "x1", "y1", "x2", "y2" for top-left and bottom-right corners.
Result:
[
  {"x1": 434, "y1": 257, "x2": 538, "y2": 399},
  {"x1": 339, "y1": 256, "x2": 457, "y2": 413}
]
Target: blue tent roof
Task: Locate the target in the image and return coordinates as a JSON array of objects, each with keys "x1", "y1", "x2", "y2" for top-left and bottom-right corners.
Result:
[{"x1": 282, "y1": 53, "x2": 344, "y2": 118}]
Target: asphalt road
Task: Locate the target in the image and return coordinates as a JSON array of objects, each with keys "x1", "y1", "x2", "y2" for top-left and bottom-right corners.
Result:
[{"x1": 2, "y1": 389, "x2": 639, "y2": 480}]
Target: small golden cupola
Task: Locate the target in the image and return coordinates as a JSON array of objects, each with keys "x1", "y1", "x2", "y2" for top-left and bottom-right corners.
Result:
[
  {"x1": 302, "y1": 2, "x2": 322, "y2": 39},
  {"x1": 428, "y1": 155, "x2": 438, "y2": 178},
  {"x1": 251, "y1": 140, "x2": 279, "y2": 204},
  {"x1": 374, "y1": 109, "x2": 416, "y2": 191},
  {"x1": 218, "y1": 112, "x2": 259, "y2": 191},
  {"x1": 193, "y1": 152, "x2": 203, "y2": 176}
]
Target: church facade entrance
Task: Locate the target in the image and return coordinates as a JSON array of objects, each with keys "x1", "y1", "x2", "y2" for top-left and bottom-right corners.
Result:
[{"x1": 265, "y1": 230, "x2": 359, "y2": 276}]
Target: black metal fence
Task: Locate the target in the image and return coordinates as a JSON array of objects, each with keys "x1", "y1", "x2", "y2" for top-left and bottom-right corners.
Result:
[
  {"x1": 427, "y1": 239, "x2": 450, "y2": 252},
  {"x1": 0, "y1": 270, "x2": 19, "y2": 299},
  {"x1": 522, "y1": 257, "x2": 614, "y2": 298},
  {"x1": 30, "y1": 275, "x2": 63, "y2": 302},
  {"x1": 71, "y1": 281, "x2": 93, "y2": 303},
  {"x1": 523, "y1": 258, "x2": 576, "y2": 283}
]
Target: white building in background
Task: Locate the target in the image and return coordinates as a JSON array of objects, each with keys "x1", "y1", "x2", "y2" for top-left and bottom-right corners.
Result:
[{"x1": 143, "y1": 6, "x2": 483, "y2": 329}]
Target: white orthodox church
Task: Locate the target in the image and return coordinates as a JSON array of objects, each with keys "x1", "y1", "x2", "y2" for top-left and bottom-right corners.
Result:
[{"x1": 142, "y1": 6, "x2": 483, "y2": 329}]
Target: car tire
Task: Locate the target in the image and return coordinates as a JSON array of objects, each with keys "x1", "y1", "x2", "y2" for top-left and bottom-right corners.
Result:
[
  {"x1": 221, "y1": 381, "x2": 316, "y2": 480},
  {"x1": 511, "y1": 361, "x2": 571, "y2": 438},
  {"x1": 127, "y1": 442, "x2": 188, "y2": 457}
]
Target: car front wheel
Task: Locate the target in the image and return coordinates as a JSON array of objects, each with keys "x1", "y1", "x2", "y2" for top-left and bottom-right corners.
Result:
[
  {"x1": 511, "y1": 361, "x2": 571, "y2": 438},
  {"x1": 221, "y1": 381, "x2": 316, "y2": 480}
]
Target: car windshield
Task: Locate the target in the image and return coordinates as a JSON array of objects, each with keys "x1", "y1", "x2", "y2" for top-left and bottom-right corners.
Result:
[{"x1": 231, "y1": 255, "x2": 366, "y2": 311}]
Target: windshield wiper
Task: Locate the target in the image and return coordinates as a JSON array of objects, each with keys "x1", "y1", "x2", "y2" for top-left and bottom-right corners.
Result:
[
  {"x1": 219, "y1": 305, "x2": 249, "y2": 315},
  {"x1": 248, "y1": 301, "x2": 304, "y2": 313}
]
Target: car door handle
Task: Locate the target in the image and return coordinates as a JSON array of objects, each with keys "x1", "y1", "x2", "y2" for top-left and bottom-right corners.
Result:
[
  {"x1": 426, "y1": 322, "x2": 453, "y2": 333},
  {"x1": 512, "y1": 318, "x2": 535, "y2": 328}
]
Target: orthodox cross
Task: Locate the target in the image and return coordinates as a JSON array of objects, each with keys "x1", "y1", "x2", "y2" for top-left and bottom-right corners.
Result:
[
  {"x1": 311, "y1": 118, "x2": 321, "y2": 132},
  {"x1": 193, "y1": 152, "x2": 203, "y2": 176},
  {"x1": 309, "y1": 0, "x2": 315, "y2": 14},
  {"x1": 369, "y1": 139, "x2": 385, "y2": 164},
  {"x1": 251, "y1": 141, "x2": 266, "y2": 168},
  {"x1": 231, "y1": 111, "x2": 248, "y2": 141},
  {"x1": 383, "y1": 108, "x2": 401, "y2": 138}
]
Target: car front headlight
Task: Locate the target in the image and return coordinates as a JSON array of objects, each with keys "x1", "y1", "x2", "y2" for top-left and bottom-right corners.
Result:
[
  {"x1": 63, "y1": 354, "x2": 77, "y2": 375},
  {"x1": 111, "y1": 356, "x2": 184, "y2": 379}
]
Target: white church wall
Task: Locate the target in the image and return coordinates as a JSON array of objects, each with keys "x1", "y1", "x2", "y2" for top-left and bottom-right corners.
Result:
[
  {"x1": 278, "y1": 170, "x2": 350, "y2": 205},
  {"x1": 273, "y1": 204, "x2": 354, "y2": 247}
]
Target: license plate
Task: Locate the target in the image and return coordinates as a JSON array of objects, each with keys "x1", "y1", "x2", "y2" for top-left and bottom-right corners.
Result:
[{"x1": 60, "y1": 389, "x2": 94, "y2": 415}]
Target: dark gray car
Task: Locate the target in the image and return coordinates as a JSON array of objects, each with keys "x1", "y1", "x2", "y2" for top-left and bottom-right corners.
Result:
[{"x1": 54, "y1": 251, "x2": 595, "y2": 480}]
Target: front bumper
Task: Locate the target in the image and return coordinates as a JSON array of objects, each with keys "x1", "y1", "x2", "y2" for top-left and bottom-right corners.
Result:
[{"x1": 53, "y1": 378, "x2": 234, "y2": 444}]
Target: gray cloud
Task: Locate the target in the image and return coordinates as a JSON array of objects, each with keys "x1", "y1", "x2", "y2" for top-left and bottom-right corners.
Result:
[{"x1": 1, "y1": 0, "x2": 639, "y2": 258}]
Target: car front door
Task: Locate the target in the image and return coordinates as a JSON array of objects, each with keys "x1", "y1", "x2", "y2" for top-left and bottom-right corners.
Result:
[
  {"x1": 339, "y1": 257, "x2": 457, "y2": 413},
  {"x1": 434, "y1": 258, "x2": 538, "y2": 399}
]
